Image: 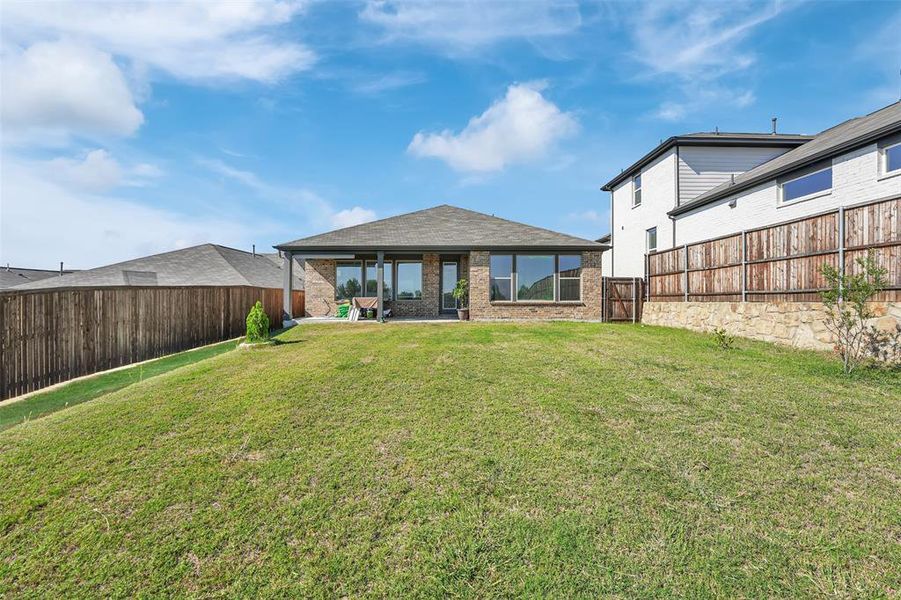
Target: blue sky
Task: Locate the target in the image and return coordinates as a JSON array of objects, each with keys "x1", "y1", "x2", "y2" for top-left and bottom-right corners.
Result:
[{"x1": 2, "y1": 0, "x2": 899, "y2": 268}]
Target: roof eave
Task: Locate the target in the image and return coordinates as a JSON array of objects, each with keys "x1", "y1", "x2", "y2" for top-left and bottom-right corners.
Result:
[
  {"x1": 275, "y1": 243, "x2": 608, "y2": 253},
  {"x1": 668, "y1": 122, "x2": 901, "y2": 216}
]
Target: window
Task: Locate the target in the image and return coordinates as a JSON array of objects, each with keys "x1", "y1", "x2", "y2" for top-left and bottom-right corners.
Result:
[
  {"x1": 782, "y1": 167, "x2": 832, "y2": 203},
  {"x1": 558, "y1": 255, "x2": 581, "y2": 301},
  {"x1": 489, "y1": 254, "x2": 583, "y2": 303},
  {"x1": 633, "y1": 174, "x2": 642, "y2": 207},
  {"x1": 516, "y1": 255, "x2": 555, "y2": 301},
  {"x1": 396, "y1": 262, "x2": 422, "y2": 300},
  {"x1": 365, "y1": 261, "x2": 393, "y2": 299},
  {"x1": 489, "y1": 254, "x2": 513, "y2": 301},
  {"x1": 335, "y1": 261, "x2": 363, "y2": 300},
  {"x1": 646, "y1": 227, "x2": 657, "y2": 253},
  {"x1": 885, "y1": 142, "x2": 901, "y2": 174}
]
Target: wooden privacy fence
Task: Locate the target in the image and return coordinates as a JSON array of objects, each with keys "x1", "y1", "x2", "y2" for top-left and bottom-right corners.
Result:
[
  {"x1": 0, "y1": 286, "x2": 305, "y2": 400},
  {"x1": 647, "y1": 196, "x2": 900, "y2": 303}
]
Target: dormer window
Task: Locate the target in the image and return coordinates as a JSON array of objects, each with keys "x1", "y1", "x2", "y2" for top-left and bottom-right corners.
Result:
[{"x1": 632, "y1": 174, "x2": 642, "y2": 207}]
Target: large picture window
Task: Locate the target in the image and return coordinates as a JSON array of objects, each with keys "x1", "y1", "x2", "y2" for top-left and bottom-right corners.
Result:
[
  {"x1": 396, "y1": 262, "x2": 423, "y2": 300},
  {"x1": 489, "y1": 254, "x2": 513, "y2": 301},
  {"x1": 490, "y1": 253, "x2": 583, "y2": 303},
  {"x1": 365, "y1": 261, "x2": 393, "y2": 299},
  {"x1": 335, "y1": 261, "x2": 363, "y2": 300},
  {"x1": 516, "y1": 255, "x2": 555, "y2": 301}
]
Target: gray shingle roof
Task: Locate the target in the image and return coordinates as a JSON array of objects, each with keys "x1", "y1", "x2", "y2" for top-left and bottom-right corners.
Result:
[
  {"x1": 601, "y1": 132, "x2": 813, "y2": 192},
  {"x1": 670, "y1": 102, "x2": 901, "y2": 216},
  {"x1": 276, "y1": 205, "x2": 604, "y2": 251},
  {"x1": 0, "y1": 267, "x2": 76, "y2": 289},
  {"x1": 12, "y1": 244, "x2": 303, "y2": 291}
]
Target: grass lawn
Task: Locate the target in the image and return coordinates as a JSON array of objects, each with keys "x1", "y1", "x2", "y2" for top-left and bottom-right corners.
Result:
[
  {"x1": 0, "y1": 338, "x2": 241, "y2": 432},
  {"x1": 0, "y1": 322, "x2": 898, "y2": 597}
]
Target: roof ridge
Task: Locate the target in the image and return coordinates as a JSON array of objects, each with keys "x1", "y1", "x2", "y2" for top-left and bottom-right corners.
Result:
[{"x1": 210, "y1": 245, "x2": 259, "y2": 287}]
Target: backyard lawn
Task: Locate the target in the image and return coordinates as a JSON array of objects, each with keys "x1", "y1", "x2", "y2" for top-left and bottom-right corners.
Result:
[{"x1": 0, "y1": 322, "x2": 898, "y2": 597}]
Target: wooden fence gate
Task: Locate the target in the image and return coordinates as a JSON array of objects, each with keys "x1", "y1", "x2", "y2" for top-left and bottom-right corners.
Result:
[{"x1": 601, "y1": 277, "x2": 644, "y2": 322}]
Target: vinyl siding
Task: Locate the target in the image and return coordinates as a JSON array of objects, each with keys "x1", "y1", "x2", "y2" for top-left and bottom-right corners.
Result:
[
  {"x1": 674, "y1": 141, "x2": 901, "y2": 245},
  {"x1": 678, "y1": 146, "x2": 793, "y2": 205}
]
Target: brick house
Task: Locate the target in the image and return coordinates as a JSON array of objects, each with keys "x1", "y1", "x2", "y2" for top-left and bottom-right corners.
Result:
[{"x1": 275, "y1": 205, "x2": 608, "y2": 322}]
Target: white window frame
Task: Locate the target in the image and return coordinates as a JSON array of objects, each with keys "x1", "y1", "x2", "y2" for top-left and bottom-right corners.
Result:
[
  {"x1": 880, "y1": 140, "x2": 901, "y2": 179},
  {"x1": 646, "y1": 227, "x2": 657, "y2": 253},
  {"x1": 364, "y1": 260, "x2": 393, "y2": 300},
  {"x1": 632, "y1": 174, "x2": 642, "y2": 208},
  {"x1": 779, "y1": 165, "x2": 832, "y2": 206},
  {"x1": 489, "y1": 254, "x2": 514, "y2": 302}
]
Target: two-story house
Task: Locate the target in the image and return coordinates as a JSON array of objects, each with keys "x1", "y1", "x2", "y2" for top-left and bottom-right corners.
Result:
[{"x1": 601, "y1": 102, "x2": 901, "y2": 278}]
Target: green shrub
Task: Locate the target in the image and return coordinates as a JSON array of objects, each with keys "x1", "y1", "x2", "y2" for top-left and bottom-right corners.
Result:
[
  {"x1": 245, "y1": 301, "x2": 270, "y2": 343},
  {"x1": 712, "y1": 327, "x2": 734, "y2": 351}
]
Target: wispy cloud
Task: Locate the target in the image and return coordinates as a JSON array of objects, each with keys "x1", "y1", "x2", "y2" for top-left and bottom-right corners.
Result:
[
  {"x1": 195, "y1": 157, "x2": 376, "y2": 230},
  {"x1": 349, "y1": 71, "x2": 427, "y2": 95},
  {"x1": 359, "y1": 0, "x2": 582, "y2": 54},
  {"x1": 408, "y1": 81, "x2": 578, "y2": 173}
]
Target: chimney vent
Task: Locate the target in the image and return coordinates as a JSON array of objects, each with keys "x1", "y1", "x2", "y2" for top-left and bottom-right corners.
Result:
[
  {"x1": 252, "y1": 244, "x2": 256, "y2": 257},
  {"x1": 59, "y1": 261, "x2": 64, "y2": 276},
  {"x1": 771, "y1": 117, "x2": 777, "y2": 135},
  {"x1": 715, "y1": 126, "x2": 719, "y2": 134}
]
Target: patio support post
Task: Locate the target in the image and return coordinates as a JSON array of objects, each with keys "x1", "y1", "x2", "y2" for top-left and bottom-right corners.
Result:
[
  {"x1": 377, "y1": 251, "x2": 384, "y2": 323},
  {"x1": 282, "y1": 251, "x2": 294, "y2": 324}
]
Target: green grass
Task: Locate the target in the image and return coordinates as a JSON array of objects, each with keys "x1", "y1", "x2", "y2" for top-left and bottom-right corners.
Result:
[
  {"x1": 0, "y1": 322, "x2": 898, "y2": 598},
  {"x1": 0, "y1": 338, "x2": 240, "y2": 432}
]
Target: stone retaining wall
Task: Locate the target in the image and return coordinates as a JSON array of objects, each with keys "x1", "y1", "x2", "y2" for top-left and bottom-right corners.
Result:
[{"x1": 642, "y1": 301, "x2": 901, "y2": 352}]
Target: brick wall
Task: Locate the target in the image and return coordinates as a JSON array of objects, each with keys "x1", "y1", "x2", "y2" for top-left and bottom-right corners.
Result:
[
  {"x1": 305, "y1": 259, "x2": 337, "y2": 317},
  {"x1": 468, "y1": 250, "x2": 603, "y2": 320}
]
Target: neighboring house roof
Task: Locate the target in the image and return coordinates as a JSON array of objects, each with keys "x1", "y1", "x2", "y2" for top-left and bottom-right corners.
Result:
[
  {"x1": 0, "y1": 267, "x2": 76, "y2": 289},
  {"x1": 670, "y1": 101, "x2": 901, "y2": 216},
  {"x1": 596, "y1": 233, "x2": 611, "y2": 244},
  {"x1": 276, "y1": 204, "x2": 606, "y2": 252},
  {"x1": 12, "y1": 244, "x2": 304, "y2": 291},
  {"x1": 600, "y1": 132, "x2": 813, "y2": 192}
]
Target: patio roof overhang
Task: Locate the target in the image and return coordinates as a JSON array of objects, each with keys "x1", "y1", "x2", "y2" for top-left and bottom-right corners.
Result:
[{"x1": 276, "y1": 244, "x2": 609, "y2": 254}]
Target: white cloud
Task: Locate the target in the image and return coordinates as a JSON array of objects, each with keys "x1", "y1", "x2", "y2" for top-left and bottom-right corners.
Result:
[
  {"x1": 360, "y1": 0, "x2": 582, "y2": 52},
  {"x1": 408, "y1": 82, "x2": 578, "y2": 172},
  {"x1": 349, "y1": 71, "x2": 427, "y2": 95},
  {"x1": 330, "y1": 207, "x2": 377, "y2": 228},
  {"x1": 652, "y1": 86, "x2": 755, "y2": 122},
  {"x1": 196, "y1": 157, "x2": 376, "y2": 231},
  {"x1": 43, "y1": 149, "x2": 164, "y2": 192},
  {"x1": 1, "y1": 41, "x2": 144, "y2": 143},
  {"x1": 0, "y1": 157, "x2": 252, "y2": 269},
  {"x1": 2, "y1": 0, "x2": 315, "y2": 84}
]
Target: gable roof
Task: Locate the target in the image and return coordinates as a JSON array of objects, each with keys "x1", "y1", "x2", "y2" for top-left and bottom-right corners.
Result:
[
  {"x1": 0, "y1": 267, "x2": 77, "y2": 290},
  {"x1": 12, "y1": 244, "x2": 303, "y2": 291},
  {"x1": 276, "y1": 205, "x2": 605, "y2": 251},
  {"x1": 600, "y1": 132, "x2": 813, "y2": 192},
  {"x1": 670, "y1": 101, "x2": 901, "y2": 216}
]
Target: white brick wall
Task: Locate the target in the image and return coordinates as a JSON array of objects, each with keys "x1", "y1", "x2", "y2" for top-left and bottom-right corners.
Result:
[
  {"x1": 674, "y1": 142, "x2": 901, "y2": 245},
  {"x1": 610, "y1": 149, "x2": 676, "y2": 277}
]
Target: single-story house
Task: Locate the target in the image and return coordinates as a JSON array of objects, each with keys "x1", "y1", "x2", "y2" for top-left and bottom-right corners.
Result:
[
  {"x1": 275, "y1": 205, "x2": 607, "y2": 321},
  {"x1": 0, "y1": 266, "x2": 77, "y2": 290},
  {"x1": 13, "y1": 244, "x2": 303, "y2": 291}
]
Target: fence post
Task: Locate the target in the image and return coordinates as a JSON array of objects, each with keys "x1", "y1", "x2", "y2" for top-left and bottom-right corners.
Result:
[
  {"x1": 683, "y1": 244, "x2": 689, "y2": 302},
  {"x1": 741, "y1": 230, "x2": 747, "y2": 302},
  {"x1": 645, "y1": 253, "x2": 650, "y2": 301},
  {"x1": 632, "y1": 277, "x2": 637, "y2": 323},
  {"x1": 837, "y1": 206, "x2": 845, "y2": 303}
]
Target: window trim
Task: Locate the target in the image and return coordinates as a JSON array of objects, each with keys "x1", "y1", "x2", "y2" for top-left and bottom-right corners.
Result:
[
  {"x1": 646, "y1": 227, "x2": 658, "y2": 253},
  {"x1": 632, "y1": 174, "x2": 642, "y2": 208},
  {"x1": 779, "y1": 165, "x2": 833, "y2": 206},
  {"x1": 880, "y1": 140, "x2": 901, "y2": 180},
  {"x1": 364, "y1": 260, "x2": 394, "y2": 300},
  {"x1": 394, "y1": 259, "x2": 424, "y2": 301},
  {"x1": 489, "y1": 253, "x2": 583, "y2": 304}
]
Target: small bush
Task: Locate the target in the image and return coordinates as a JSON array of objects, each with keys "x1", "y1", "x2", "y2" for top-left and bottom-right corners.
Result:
[
  {"x1": 245, "y1": 301, "x2": 270, "y2": 343},
  {"x1": 712, "y1": 327, "x2": 734, "y2": 351}
]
